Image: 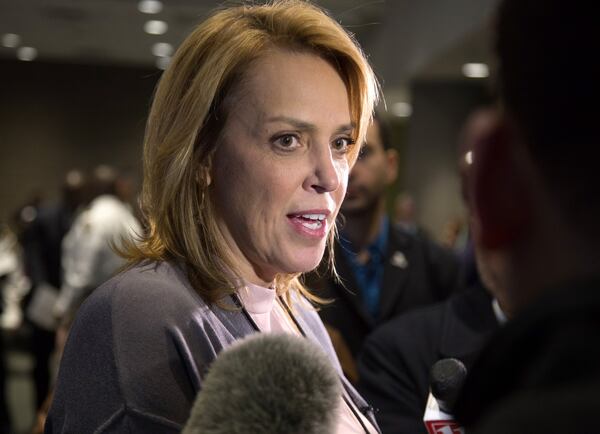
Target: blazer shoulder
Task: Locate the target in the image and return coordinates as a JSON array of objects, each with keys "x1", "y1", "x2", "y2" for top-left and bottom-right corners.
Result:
[{"x1": 96, "y1": 261, "x2": 204, "y2": 307}]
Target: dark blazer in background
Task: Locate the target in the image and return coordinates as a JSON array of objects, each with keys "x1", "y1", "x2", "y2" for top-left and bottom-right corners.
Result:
[
  {"x1": 454, "y1": 280, "x2": 600, "y2": 434},
  {"x1": 307, "y1": 224, "x2": 461, "y2": 360},
  {"x1": 356, "y1": 286, "x2": 499, "y2": 434},
  {"x1": 21, "y1": 203, "x2": 75, "y2": 408}
]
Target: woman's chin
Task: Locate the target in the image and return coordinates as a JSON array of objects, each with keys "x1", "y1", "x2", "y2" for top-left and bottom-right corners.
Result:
[
  {"x1": 250, "y1": 243, "x2": 327, "y2": 280},
  {"x1": 278, "y1": 250, "x2": 325, "y2": 276}
]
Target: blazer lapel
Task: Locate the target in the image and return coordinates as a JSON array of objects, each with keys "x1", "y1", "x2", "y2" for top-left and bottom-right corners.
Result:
[
  {"x1": 341, "y1": 376, "x2": 383, "y2": 433},
  {"x1": 172, "y1": 261, "x2": 257, "y2": 342},
  {"x1": 292, "y1": 298, "x2": 382, "y2": 433},
  {"x1": 209, "y1": 296, "x2": 258, "y2": 340}
]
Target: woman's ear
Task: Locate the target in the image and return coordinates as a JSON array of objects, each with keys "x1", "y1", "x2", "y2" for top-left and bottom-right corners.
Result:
[
  {"x1": 196, "y1": 158, "x2": 213, "y2": 188},
  {"x1": 205, "y1": 167, "x2": 212, "y2": 187},
  {"x1": 469, "y1": 114, "x2": 532, "y2": 251}
]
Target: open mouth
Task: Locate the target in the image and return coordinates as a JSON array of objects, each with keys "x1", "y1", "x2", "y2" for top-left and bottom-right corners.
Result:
[{"x1": 287, "y1": 212, "x2": 328, "y2": 234}]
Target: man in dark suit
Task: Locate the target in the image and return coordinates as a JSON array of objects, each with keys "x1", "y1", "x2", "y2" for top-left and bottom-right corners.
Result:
[
  {"x1": 307, "y1": 114, "x2": 461, "y2": 381},
  {"x1": 450, "y1": 0, "x2": 600, "y2": 432},
  {"x1": 357, "y1": 284, "x2": 500, "y2": 434}
]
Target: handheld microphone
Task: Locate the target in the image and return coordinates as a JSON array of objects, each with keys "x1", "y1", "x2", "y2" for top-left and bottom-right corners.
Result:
[
  {"x1": 423, "y1": 358, "x2": 467, "y2": 434},
  {"x1": 182, "y1": 333, "x2": 342, "y2": 434}
]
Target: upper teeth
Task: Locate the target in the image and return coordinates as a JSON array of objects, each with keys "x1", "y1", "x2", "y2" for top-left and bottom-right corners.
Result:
[{"x1": 302, "y1": 214, "x2": 326, "y2": 221}]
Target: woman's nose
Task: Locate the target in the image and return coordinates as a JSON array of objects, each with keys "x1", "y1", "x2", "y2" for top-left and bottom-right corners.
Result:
[{"x1": 305, "y1": 145, "x2": 341, "y2": 193}]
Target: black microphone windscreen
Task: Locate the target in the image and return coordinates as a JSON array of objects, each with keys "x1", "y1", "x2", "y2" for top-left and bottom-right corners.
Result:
[
  {"x1": 430, "y1": 358, "x2": 467, "y2": 412},
  {"x1": 182, "y1": 333, "x2": 341, "y2": 434}
]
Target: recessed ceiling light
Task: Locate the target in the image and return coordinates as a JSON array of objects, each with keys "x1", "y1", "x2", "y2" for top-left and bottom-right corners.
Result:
[
  {"x1": 152, "y1": 42, "x2": 173, "y2": 57},
  {"x1": 462, "y1": 63, "x2": 489, "y2": 78},
  {"x1": 156, "y1": 56, "x2": 171, "y2": 70},
  {"x1": 17, "y1": 46, "x2": 37, "y2": 61},
  {"x1": 138, "y1": 0, "x2": 163, "y2": 14},
  {"x1": 392, "y1": 102, "x2": 412, "y2": 118},
  {"x1": 144, "y1": 20, "x2": 168, "y2": 35},
  {"x1": 2, "y1": 33, "x2": 20, "y2": 48}
]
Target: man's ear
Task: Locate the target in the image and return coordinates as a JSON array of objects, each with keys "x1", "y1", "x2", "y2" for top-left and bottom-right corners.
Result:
[
  {"x1": 469, "y1": 115, "x2": 532, "y2": 250},
  {"x1": 385, "y1": 148, "x2": 399, "y2": 185}
]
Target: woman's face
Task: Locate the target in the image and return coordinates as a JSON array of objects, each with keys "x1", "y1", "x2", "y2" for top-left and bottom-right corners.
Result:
[{"x1": 210, "y1": 49, "x2": 354, "y2": 286}]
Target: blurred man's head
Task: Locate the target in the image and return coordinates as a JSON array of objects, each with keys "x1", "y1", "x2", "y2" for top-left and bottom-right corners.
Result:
[
  {"x1": 394, "y1": 193, "x2": 415, "y2": 225},
  {"x1": 496, "y1": 0, "x2": 599, "y2": 235},
  {"x1": 459, "y1": 108, "x2": 512, "y2": 316},
  {"x1": 62, "y1": 169, "x2": 88, "y2": 212},
  {"x1": 89, "y1": 165, "x2": 118, "y2": 201},
  {"x1": 465, "y1": 0, "x2": 599, "y2": 313},
  {"x1": 341, "y1": 114, "x2": 398, "y2": 216}
]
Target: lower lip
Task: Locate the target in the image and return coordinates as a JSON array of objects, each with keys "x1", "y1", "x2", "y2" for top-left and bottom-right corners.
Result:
[{"x1": 287, "y1": 216, "x2": 328, "y2": 239}]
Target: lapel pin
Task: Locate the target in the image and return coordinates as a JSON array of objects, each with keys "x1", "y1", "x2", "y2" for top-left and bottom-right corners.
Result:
[{"x1": 391, "y1": 251, "x2": 408, "y2": 269}]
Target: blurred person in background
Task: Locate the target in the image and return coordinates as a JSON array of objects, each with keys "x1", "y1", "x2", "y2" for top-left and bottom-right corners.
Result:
[
  {"x1": 307, "y1": 114, "x2": 461, "y2": 382},
  {"x1": 452, "y1": 0, "x2": 600, "y2": 431},
  {"x1": 46, "y1": 2, "x2": 381, "y2": 433},
  {"x1": 356, "y1": 108, "x2": 505, "y2": 434},
  {"x1": 53, "y1": 165, "x2": 141, "y2": 320},
  {"x1": 393, "y1": 192, "x2": 416, "y2": 234},
  {"x1": 16, "y1": 169, "x2": 87, "y2": 411},
  {"x1": 32, "y1": 167, "x2": 140, "y2": 430},
  {"x1": 1, "y1": 206, "x2": 35, "y2": 333},
  {"x1": 440, "y1": 216, "x2": 467, "y2": 250},
  {"x1": 2, "y1": 198, "x2": 44, "y2": 434},
  {"x1": 0, "y1": 224, "x2": 27, "y2": 434},
  {"x1": 112, "y1": 167, "x2": 144, "y2": 224}
]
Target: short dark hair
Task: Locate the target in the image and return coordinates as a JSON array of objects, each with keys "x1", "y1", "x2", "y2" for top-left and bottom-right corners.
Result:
[{"x1": 496, "y1": 0, "x2": 599, "y2": 237}]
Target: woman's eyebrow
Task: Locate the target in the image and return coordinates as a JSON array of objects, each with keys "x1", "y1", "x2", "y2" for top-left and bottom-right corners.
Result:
[
  {"x1": 266, "y1": 116, "x2": 315, "y2": 131},
  {"x1": 333, "y1": 124, "x2": 355, "y2": 134},
  {"x1": 266, "y1": 116, "x2": 355, "y2": 134}
]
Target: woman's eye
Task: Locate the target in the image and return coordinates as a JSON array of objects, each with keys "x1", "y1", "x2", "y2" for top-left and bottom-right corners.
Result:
[
  {"x1": 274, "y1": 134, "x2": 300, "y2": 149},
  {"x1": 332, "y1": 137, "x2": 355, "y2": 152}
]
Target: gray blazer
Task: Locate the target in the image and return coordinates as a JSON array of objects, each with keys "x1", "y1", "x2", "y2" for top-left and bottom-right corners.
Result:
[{"x1": 45, "y1": 261, "x2": 379, "y2": 433}]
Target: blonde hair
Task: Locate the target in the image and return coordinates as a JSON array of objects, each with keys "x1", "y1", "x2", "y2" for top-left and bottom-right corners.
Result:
[{"x1": 123, "y1": 0, "x2": 379, "y2": 305}]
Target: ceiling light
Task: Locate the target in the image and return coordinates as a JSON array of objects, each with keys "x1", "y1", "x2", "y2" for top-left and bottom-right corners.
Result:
[
  {"x1": 392, "y1": 102, "x2": 412, "y2": 118},
  {"x1": 156, "y1": 56, "x2": 171, "y2": 70},
  {"x1": 465, "y1": 151, "x2": 473, "y2": 165},
  {"x1": 152, "y1": 42, "x2": 173, "y2": 57},
  {"x1": 2, "y1": 33, "x2": 20, "y2": 48},
  {"x1": 144, "y1": 20, "x2": 168, "y2": 35},
  {"x1": 138, "y1": 0, "x2": 163, "y2": 14},
  {"x1": 462, "y1": 63, "x2": 489, "y2": 78},
  {"x1": 17, "y1": 46, "x2": 37, "y2": 61}
]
